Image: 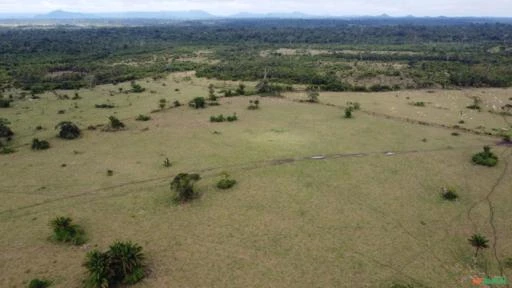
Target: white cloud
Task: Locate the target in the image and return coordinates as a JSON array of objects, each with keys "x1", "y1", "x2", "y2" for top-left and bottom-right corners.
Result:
[{"x1": 0, "y1": 0, "x2": 511, "y2": 17}]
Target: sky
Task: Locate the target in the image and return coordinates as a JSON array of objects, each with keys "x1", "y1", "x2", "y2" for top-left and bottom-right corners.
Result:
[{"x1": 0, "y1": 0, "x2": 511, "y2": 17}]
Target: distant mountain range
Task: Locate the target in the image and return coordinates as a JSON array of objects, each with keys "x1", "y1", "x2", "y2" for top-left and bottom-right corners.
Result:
[{"x1": 0, "y1": 10, "x2": 510, "y2": 21}]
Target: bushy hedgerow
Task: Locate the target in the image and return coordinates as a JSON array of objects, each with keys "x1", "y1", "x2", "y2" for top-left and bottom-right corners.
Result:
[
  {"x1": 472, "y1": 146, "x2": 498, "y2": 167},
  {"x1": 84, "y1": 241, "x2": 145, "y2": 288}
]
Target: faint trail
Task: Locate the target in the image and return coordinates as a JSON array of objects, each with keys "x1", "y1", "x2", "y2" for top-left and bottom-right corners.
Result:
[
  {"x1": 466, "y1": 148, "x2": 512, "y2": 276},
  {"x1": 0, "y1": 145, "x2": 483, "y2": 217}
]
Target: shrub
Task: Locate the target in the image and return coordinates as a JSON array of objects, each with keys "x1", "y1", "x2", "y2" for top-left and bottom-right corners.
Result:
[
  {"x1": 503, "y1": 134, "x2": 511, "y2": 143},
  {"x1": 210, "y1": 114, "x2": 225, "y2": 122},
  {"x1": 467, "y1": 96, "x2": 482, "y2": 111},
  {"x1": 411, "y1": 101, "x2": 426, "y2": 107},
  {"x1": 189, "y1": 97, "x2": 206, "y2": 109},
  {"x1": 441, "y1": 187, "x2": 458, "y2": 201},
  {"x1": 130, "y1": 82, "x2": 145, "y2": 93},
  {"x1": 236, "y1": 83, "x2": 246, "y2": 96},
  {"x1": 171, "y1": 173, "x2": 201, "y2": 203},
  {"x1": 84, "y1": 241, "x2": 145, "y2": 288},
  {"x1": 347, "y1": 101, "x2": 361, "y2": 110},
  {"x1": 0, "y1": 122, "x2": 14, "y2": 138},
  {"x1": 50, "y1": 216, "x2": 85, "y2": 245},
  {"x1": 344, "y1": 107, "x2": 353, "y2": 118},
  {"x1": 504, "y1": 257, "x2": 512, "y2": 268},
  {"x1": 136, "y1": 114, "x2": 151, "y2": 121},
  {"x1": 107, "y1": 170, "x2": 114, "y2": 176},
  {"x1": 108, "y1": 116, "x2": 125, "y2": 130},
  {"x1": 472, "y1": 146, "x2": 498, "y2": 167},
  {"x1": 248, "y1": 100, "x2": 260, "y2": 110},
  {"x1": 163, "y1": 157, "x2": 171, "y2": 167},
  {"x1": 159, "y1": 98, "x2": 167, "y2": 109},
  {"x1": 31, "y1": 138, "x2": 50, "y2": 150},
  {"x1": 0, "y1": 147, "x2": 15, "y2": 154},
  {"x1": 217, "y1": 173, "x2": 237, "y2": 190},
  {"x1": 208, "y1": 84, "x2": 217, "y2": 101},
  {"x1": 28, "y1": 278, "x2": 51, "y2": 288},
  {"x1": 226, "y1": 113, "x2": 238, "y2": 122},
  {"x1": 451, "y1": 132, "x2": 460, "y2": 136},
  {"x1": 95, "y1": 104, "x2": 115, "y2": 109},
  {"x1": 0, "y1": 99, "x2": 11, "y2": 108},
  {"x1": 306, "y1": 90, "x2": 319, "y2": 103},
  {"x1": 173, "y1": 100, "x2": 182, "y2": 107},
  {"x1": 55, "y1": 122, "x2": 80, "y2": 139}
]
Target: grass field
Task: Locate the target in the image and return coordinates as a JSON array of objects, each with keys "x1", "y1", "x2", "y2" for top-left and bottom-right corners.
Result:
[{"x1": 1, "y1": 73, "x2": 511, "y2": 287}]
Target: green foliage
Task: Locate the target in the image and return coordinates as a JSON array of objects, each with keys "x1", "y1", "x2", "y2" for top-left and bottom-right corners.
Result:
[
  {"x1": 441, "y1": 187, "x2": 458, "y2": 201},
  {"x1": 108, "y1": 116, "x2": 125, "y2": 130},
  {"x1": 55, "y1": 121, "x2": 80, "y2": 140},
  {"x1": 95, "y1": 104, "x2": 115, "y2": 109},
  {"x1": 28, "y1": 279, "x2": 51, "y2": 288},
  {"x1": 170, "y1": 173, "x2": 201, "y2": 203},
  {"x1": 217, "y1": 173, "x2": 237, "y2": 190},
  {"x1": 31, "y1": 138, "x2": 50, "y2": 150},
  {"x1": 159, "y1": 98, "x2": 167, "y2": 109},
  {"x1": 0, "y1": 147, "x2": 16, "y2": 154},
  {"x1": 472, "y1": 146, "x2": 498, "y2": 167},
  {"x1": 0, "y1": 121, "x2": 14, "y2": 138},
  {"x1": 248, "y1": 99, "x2": 260, "y2": 110},
  {"x1": 211, "y1": 113, "x2": 238, "y2": 122},
  {"x1": 344, "y1": 107, "x2": 353, "y2": 119},
  {"x1": 173, "y1": 100, "x2": 182, "y2": 107},
  {"x1": 0, "y1": 98, "x2": 11, "y2": 108},
  {"x1": 411, "y1": 101, "x2": 426, "y2": 107},
  {"x1": 236, "y1": 83, "x2": 246, "y2": 96},
  {"x1": 130, "y1": 82, "x2": 145, "y2": 93},
  {"x1": 208, "y1": 83, "x2": 217, "y2": 101},
  {"x1": 163, "y1": 157, "x2": 171, "y2": 167},
  {"x1": 189, "y1": 97, "x2": 206, "y2": 109},
  {"x1": 84, "y1": 241, "x2": 145, "y2": 288},
  {"x1": 135, "y1": 114, "x2": 151, "y2": 121},
  {"x1": 306, "y1": 90, "x2": 319, "y2": 103},
  {"x1": 346, "y1": 101, "x2": 361, "y2": 110},
  {"x1": 468, "y1": 233, "x2": 489, "y2": 257},
  {"x1": 50, "y1": 216, "x2": 85, "y2": 245}
]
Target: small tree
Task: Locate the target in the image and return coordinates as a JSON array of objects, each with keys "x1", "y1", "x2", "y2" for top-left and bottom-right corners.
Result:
[
  {"x1": 441, "y1": 187, "x2": 458, "y2": 201},
  {"x1": 50, "y1": 216, "x2": 85, "y2": 245},
  {"x1": 163, "y1": 157, "x2": 171, "y2": 167},
  {"x1": 170, "y1": 173, "x2": 201, "y2": 203},
  {"x1": 248, "y1": 100, "x2": 260, "y2": 110},
  {"x1": 55, "y1": 121, "x2": 80, "y2": 140},
  {"x1": 468, "y1": 233, "x2": 489, "y2": 258}
]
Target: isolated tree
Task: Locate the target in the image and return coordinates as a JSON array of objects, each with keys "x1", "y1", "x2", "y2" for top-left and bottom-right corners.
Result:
[
  {"x1": 307, "y1": 90, "x2": 319, "y2": 103},
  {"x1": 55, "y1": 121, "x2": 81, "y2": 139},
  {"x1": 170, "y1": 173, "x2": 201, "y2": 202},
  {"x1": 189, "y1": 97, "x2": 206, "y2": 109},
  {"x1": 472, "y1": 146, "x2": 498, "y2": 167},
  {"x1": 159, "y1": 98, "x2": 167, "y2": 110},
  {"x1": 468, "y1": 233, "x2": 489, "y2": 258}
]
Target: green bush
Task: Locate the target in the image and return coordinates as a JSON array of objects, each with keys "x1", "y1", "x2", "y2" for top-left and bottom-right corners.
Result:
[
  {"x1": 0, "y1": 99, "x2": 11, "y2": 108},
  {"x1": 441, "y1": 187, "x2": 458, "y2": 201},
  {"x1": 248, "y1": 100, "x2": 260, "y2": 110},
  {"x1": 411, "y1": 101, "x2": 426, "y2": 107},
  {"x1": 472, "y1": 146, "x2": 498, "y2": 167},
  {"x1": 173, "y1": 100, "x2": 182, "y2": 107},
  {"x1": 84, "y1": 241, "x2": 145, "y2": 288},
  {"x1": 171, "y1": 173, "x2": 201, "y2": 203},
  {"x1": 0, "y1": 147, "x2": 16, "y2": 154},
  {"x1": 108, "y1": 116, "x2": 125, "y2": 130},
  {"x1": 217, "y1": 173, "x2": 237, "y2": 190},
  {"x1": 50, "y1": 216, "x2": 85, "y2": 245},
  {"x1": 31, "y1": 138, "x2": 50, "y2": 150},
  {"x1": 95, "y1": 103, "x2": 115, "y2": 109},
  {"x1": 130, "y1": 82, "x2": 145, "y2": 93},
  {"x1": 344, "y1": 107, "x2": 353, "y2": 118},
  {"x1": 0, "y1": 122, "x2": 14, "y2": 138},
  {"x1": 55, "y1": 121, "x2": 80, "y2": 140},
  {"x1": 28, "y1": 278, "x2": 51, "y2": 288},
  {"x1": 210, "y1": 114, "x2": 226, "y2": 122},
  {"x1": 226, "y1": 113, "x2": 238, "y2": 122},
  {"x1": 135, "y1": 115, "x2": 151, "y2": 121},
  {"x1": 189, "y1": 97, "x2": 206, "y2": 109}
]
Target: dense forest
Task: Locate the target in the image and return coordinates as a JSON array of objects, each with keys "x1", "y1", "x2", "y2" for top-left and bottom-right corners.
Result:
[{"x1": 1, "y1": 19, "x2": 512, "y2": 93}]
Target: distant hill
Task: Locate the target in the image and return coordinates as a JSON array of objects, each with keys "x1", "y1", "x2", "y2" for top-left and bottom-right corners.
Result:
[
  {"x1": 34, "y1": 10, "x2": 216, "y2": 20},
  {"x1": 230, "y1": 11, "x2": 315, "y2": 19}
]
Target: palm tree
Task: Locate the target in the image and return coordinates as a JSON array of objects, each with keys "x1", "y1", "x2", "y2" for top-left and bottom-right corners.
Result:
[{"x1": 468, "y1": 233, "x2": 489, "y2": 258}]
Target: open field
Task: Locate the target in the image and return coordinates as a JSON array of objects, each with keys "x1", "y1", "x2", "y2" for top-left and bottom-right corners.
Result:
[{"x1": 1, "y1": 72, "x2": 511, "y2": 287}]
